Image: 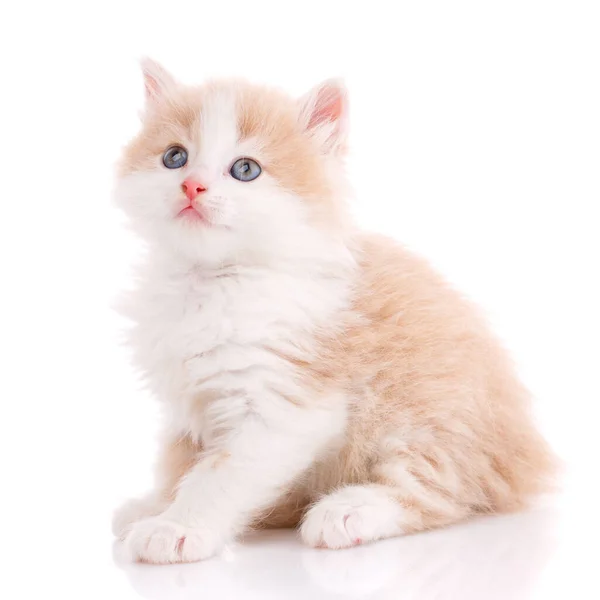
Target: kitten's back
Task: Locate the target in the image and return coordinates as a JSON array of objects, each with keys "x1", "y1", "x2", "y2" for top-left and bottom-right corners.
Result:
[{"x1": 311, "y1": 234, "x2": 556, "y2": 519}]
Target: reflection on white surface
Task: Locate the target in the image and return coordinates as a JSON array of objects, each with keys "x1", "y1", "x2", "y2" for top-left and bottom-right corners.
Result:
[{"x1": 114, "y1": 508, "x2": 557, "y2": 600}]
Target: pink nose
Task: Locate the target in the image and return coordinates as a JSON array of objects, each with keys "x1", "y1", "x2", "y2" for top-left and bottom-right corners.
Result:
[{"x1": 182, "y1": 178, "x2": 207, "y2": 201}]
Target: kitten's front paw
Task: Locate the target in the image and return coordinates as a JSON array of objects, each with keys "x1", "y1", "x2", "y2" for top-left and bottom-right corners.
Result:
[
  {"x1": 112, "y1": 496, "x2": 167, "y2": 540},
  {"x1": 125, "y1": 516, "x2": 223, "y2": 564}
]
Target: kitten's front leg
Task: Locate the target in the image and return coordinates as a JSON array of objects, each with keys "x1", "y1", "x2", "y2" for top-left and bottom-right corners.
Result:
[
  {"x1": 125, "y1": 395, "x2": 342, "y2": 563},
  {"x1": 112, "y1": 433, "x2": 200, "y2": 539}
]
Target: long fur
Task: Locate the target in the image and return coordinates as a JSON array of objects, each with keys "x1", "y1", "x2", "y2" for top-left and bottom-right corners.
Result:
[{"x1": 112, "y1": 59, "x2": 556, "y2": 563}]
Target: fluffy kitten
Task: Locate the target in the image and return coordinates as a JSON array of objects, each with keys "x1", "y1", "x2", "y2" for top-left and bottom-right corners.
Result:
[{"x1": 112, "y1": 58, "x2": 555, "y2": 564}]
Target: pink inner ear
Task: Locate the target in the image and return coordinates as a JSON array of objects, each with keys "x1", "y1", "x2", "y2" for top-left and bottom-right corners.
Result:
[
  {"x1": 144, "y1": 73, "x2": 160, "y2": 99},
  {"x1": 308, "y1": 87, "x2": 344, "y2": 129}
]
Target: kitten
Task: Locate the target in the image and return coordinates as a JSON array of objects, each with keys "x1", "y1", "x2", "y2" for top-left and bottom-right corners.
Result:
[{"x1": 112, "y1": 58, "x2": 556, "y2": 564}]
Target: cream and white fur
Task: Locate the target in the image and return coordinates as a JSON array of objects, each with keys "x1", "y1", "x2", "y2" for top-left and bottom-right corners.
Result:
[{"x1": 112, "y1": 59, "x2": 555, "y2": 563}]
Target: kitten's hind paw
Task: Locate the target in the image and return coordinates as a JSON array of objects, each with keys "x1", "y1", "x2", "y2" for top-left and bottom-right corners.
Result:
[{"x1": 300, "y1": 485, "x2": 406, "y2": 549}]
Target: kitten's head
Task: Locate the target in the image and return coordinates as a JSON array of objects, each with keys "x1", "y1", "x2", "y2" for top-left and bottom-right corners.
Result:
[{"x1": 114, "y1": 59, "x2": 351, "y2": 266}]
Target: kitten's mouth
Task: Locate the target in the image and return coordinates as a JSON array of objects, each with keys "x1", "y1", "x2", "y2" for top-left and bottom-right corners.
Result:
[{"x1": 177, "y1": 205, "x2": 211, "y2": 225}]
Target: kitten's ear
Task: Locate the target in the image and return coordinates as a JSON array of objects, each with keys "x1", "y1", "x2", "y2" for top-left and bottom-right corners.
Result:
[
  {"x1": 299, "y1": 79, "x2": 348, "y2": 154},
  {"x1": 140, "y1": 57, "x2": 177, "y2": 109}
]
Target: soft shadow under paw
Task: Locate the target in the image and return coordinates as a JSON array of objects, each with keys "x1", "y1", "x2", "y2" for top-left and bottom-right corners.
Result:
[
  {"x1": 113, "y1": 510, "x2": 558, "y2": 600},
  {"x1": 301, "y1": 508, "x2": 558, "y2": 599}
]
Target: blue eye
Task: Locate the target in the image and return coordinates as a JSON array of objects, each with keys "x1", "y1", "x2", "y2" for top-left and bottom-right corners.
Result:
[
  {"x1": 230, "y1": 157, "x2": 262, "y2": 182},
  {"x1": 163, "y1": 146, "x2": 188, "y2": 169}
]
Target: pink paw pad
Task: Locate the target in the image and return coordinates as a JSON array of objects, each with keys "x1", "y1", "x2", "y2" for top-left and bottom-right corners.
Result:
[
  {"x1": 343, "y1": 514, "x2": 362, "y2": 545},
  {"x1": 176, "y1": 536, "x2": 186, "y2": 555}
]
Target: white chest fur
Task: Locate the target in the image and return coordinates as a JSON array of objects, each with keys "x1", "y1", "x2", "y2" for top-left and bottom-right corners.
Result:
[{"x1": 124, "y1": 257, "x2": 352, "y2": 439}]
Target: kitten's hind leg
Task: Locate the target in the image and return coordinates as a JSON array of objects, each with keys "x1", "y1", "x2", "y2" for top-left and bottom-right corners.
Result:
[
  {"x1": 300, "y1": 485, "x2": 407, "y2": 549},
  {"x1": 301, "y1": 434, "x2": 482, "y2": 549},
  {"x1": 300, "y1": 480, "x2": 468, "y2": 549}
]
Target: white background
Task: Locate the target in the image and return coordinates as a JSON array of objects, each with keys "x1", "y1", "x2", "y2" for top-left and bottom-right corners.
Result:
[{"x1": 0, "y1": 1, "x2": 599, "y2": 598}]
